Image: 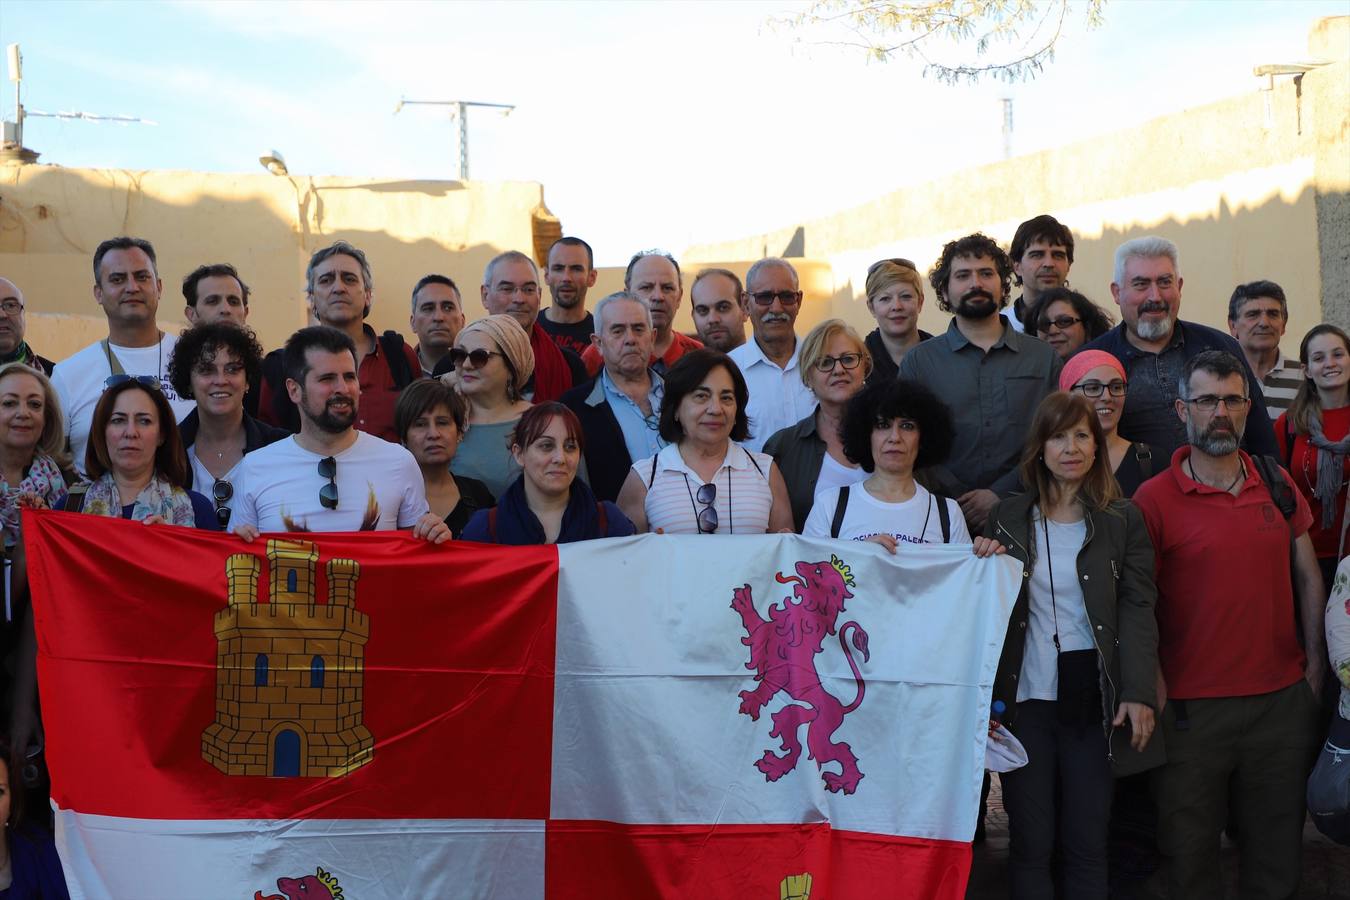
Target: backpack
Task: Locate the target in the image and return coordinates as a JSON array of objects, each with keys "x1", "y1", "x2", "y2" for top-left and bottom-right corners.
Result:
[
  {"x1": 262, "y1": 331, "x2": 416, "y2": 432},
  {"x1": 829, "y1": 484, "x2": 952, "y2": 543}
]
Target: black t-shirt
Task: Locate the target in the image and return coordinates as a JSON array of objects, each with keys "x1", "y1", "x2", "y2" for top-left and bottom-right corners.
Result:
[{"x1": 538, "y1": 310, "x2": 595, "y2": 357}]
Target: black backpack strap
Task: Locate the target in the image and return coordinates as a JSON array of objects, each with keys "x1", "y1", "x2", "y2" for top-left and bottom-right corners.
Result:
[
  {"x1": 380, "y1": 331, "x2": 415, "y2": 389},
  {"x1": 261, "y1": 351, "x2": 300, "y2": 433},
  {"x1": 1252, "y1": 455, "x2": 1296, "y2": 521},
  {"x1": 935, "y1": 493, "x2": 951, "y2": 543},
  {"x1": 830, "y1": 486, "x2": 850, "y2": 539},
  {"x1": 1283, "y1": 417, "x2": 1295, "y2": 469},
  {"x1": 744, "y1": 450, "x2": 766, "y2": 480},
  {"x1": 650, "y1": 454, "x2": 659, "y2": 485},
  {"x1": 65, "y1": 484, "x2": 89, "y2": 514},
  {"x1": 487, "y1": 506, "x2": 498, "y2": 542},
  {"x1": 1132, "y1": 442, "x2": 1154, "y2": 482}
]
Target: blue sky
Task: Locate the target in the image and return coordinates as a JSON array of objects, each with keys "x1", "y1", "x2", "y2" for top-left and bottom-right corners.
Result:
[{"x1": 0, "y1": 0, "x2": 1340, "y2": 264}]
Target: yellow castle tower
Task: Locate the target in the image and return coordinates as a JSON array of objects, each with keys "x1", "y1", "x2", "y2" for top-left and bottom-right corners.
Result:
[{"x1": 201, "y1": 539, "x2": 373, "y2": 777}]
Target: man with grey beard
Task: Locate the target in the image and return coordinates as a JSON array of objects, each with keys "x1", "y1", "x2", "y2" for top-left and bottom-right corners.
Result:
[
  {"x1": 1133, "y1": 350, "x2": 1324, "y2": 899},
  {"x1": 1077, "y1": 236, "x2": 1276, "y2": 460}
]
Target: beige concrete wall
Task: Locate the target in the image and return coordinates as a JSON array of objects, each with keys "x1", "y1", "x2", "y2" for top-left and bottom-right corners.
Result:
[
  {"x1": 0, "y1": 167, "x2": 549, "y2": 359},
  {"x1": 686, "y1": 18, "x2": 1350, "y2": 348}
]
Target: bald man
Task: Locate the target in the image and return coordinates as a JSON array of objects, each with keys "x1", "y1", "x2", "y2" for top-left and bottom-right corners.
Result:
[{"x1": 0, "y1": 277, "x2": 54, "y2": 375}]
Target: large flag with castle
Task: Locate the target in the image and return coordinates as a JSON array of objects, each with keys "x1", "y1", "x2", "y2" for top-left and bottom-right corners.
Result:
[{"x1": 24, "y1": 509, "x2": 1020, "y2": 900}]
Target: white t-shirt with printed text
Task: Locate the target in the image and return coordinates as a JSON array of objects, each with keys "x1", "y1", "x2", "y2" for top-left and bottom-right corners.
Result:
[
  {"x1": 52, "y1": 334, "x2": 195, "y2": 475},
  {"x1": 803, "y1": 482, "x2": 971, "y2": 545},
  {"x1": 231, "y1": 432, "x2": 429, "y2": 533}
]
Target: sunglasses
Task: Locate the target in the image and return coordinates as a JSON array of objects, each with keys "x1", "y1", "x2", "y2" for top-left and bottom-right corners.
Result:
[
  {"x1": 103, "y1": 374, "x2": 162, "y2": 391},
  {"x1": 448, "y1": 347, "x2": 505, "y2": 369},
  {"x1": 318, "y1": 456, "x2": 339, "y2": 510},
  {"x1": 212, "y1": 478, "x2": 233, "y2": 528},
  {"x1": 746, "y1": 290, "x2": 802, "y2": 307},
  {"x1": 867, "y1": 257, "x2": 918, "y2": 276},
  {"x1": 695, "y1": 481, "x2": 718, "y2": 534}
]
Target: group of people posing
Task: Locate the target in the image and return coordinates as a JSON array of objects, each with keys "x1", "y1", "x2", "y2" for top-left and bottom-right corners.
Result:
[{"x1": 0, "y1": 211, "x2": 1346, "y2": 900}]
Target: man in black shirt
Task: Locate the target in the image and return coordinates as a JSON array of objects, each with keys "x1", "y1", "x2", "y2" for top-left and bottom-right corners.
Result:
[{"x1": 539, "y1": 236, "x2": 597, "y2": 357}]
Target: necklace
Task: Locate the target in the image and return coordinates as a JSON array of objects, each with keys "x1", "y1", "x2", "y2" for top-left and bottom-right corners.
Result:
[{"x1": 1188, "y1": 457, "x2": 1243, "y2": 493}]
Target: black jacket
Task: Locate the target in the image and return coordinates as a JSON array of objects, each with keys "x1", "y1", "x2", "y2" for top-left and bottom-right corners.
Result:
[
  {"x1": 987, "y1": 491, "x2": 1165, "y2": 776},
  {"x1": 179, "y1": 409, "x2": 289, "y2": 491},
  {"x1": 863, "y1": 328, "x2": 933, "y2": 383},
  {"x1": 560, "y1": 375, "x2": 636, "y2": 503}
]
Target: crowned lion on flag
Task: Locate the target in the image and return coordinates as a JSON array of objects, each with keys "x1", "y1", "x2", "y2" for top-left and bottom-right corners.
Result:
[{"x1": 732, "y1": 555, "x2": 870, "y2": 795}]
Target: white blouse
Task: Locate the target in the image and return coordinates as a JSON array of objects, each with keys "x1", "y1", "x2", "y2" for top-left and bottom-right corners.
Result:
[{"x1": 633, "y1": 442, "x2": 774, "y2": 535}]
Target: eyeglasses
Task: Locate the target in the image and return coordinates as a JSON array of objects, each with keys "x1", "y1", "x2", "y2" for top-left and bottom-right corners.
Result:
[
  {"x1": 1183, "y1": 395, "x2": 1250, "y2": 411},
  {"x1": 1037, "y1": 315, "x2": 1083, "y2": 333},
  {"x1": 747, "y1": 290, "x2": 802, "y2": 307},
  {"x1": 814, "y1": 353, "x2": 863, "y2": 373},
  {"x1": 318, "y1": 456, "x2": 339, "y2": 510},
  {"x1": 695, "y1": 481, "x2": 718, "y2": 534},
  {"x1": 491, "y1": 284, "x2": 540, "y2": 298},
  {"x1": 1073, "y1": 379, "x2": 1127, "y2": 398},
  {"x1": 448, "y1": 347, "x2": 505, "y2": 369},
  {"x1": 0, "y1": 300, "x2": 23, "y2": 317},
  {"x1": 212, "y1": 478, "x2": 233, "y2": 528},
  {"x1": 103, "y1": 374, "x2": 162, "y2": 391},
  {"x1": 867, "y1": 257, "x2": 917, "y2": 276}
]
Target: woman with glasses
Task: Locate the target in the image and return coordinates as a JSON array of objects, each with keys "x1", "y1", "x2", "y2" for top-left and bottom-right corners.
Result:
[
  {"x1": 802, "y1": 376, "x2": 973, "y2": 547},
  {"x1": 1030, "y1": 288, "x2": 1114, "y2": 361},
  {"x1": 1274, "y1": 324, "x2": 1350, "y2": 586},
  {"x1": 167, "y1": 323, "x2": 287, "y2": 530},
  {"x1": 763, "y1": 319, "x2": 871, "y2": 532},
  {"x1": 461, "y1": 403, "x2": 635, "y2": 544},
  {"x1": 617, "y1": 350, "x2": 792, "y2": 534},
  {"x1": 58, "y1": 377, "x2": 216, "y2": 529},
  {"x1": 444, "y1": 315, "x2": 535, "y2": 499},
  {"x1": 862, "y1": 259, "x2": 932, "y2": 381},
  {"x1": 1060, "y1": 350, "x2": 1155, "y2": 497},
  {"x1": 980, "y1": 391, "x2": 1160, "y2": 900},
  {"x1": 395, "y1": 379, "x2": 495, "y2": 539}
]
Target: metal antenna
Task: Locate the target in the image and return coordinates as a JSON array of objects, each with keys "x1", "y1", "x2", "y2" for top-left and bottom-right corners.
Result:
[{"x1": 394, "y1": 97, "x2": 515, "y2": 180}]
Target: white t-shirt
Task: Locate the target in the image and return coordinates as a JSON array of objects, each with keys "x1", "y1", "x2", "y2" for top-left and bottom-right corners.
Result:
[
  {"x1": 814, "y1": 452, "x2": 866, "y2": 496},
  {"x1": 802, "y1": 482, "x2": 971, "y2": 545},
  {"x1": 52, "y1": 334, "x2": 195, "y2": 475},
  {"x1": 1018, "y1": 514, "x2": 1093, "y2": 703},
  {"x1": 231, "y1": 432, "x2": 429, "y2": 533}
]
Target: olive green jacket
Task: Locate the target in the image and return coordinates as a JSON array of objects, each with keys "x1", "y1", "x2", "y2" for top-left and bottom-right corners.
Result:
[{"x1": 987, "y1": 492, "x2": 1165, "y2": 776}]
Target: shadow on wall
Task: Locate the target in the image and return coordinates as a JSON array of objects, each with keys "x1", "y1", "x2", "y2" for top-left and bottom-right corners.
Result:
[
  {"x1": 828, "y1": 184, "x2": 1341, "y2": 346},
  {"x1": 0, "y1": 166, "x2": 545, "y2": 361}
]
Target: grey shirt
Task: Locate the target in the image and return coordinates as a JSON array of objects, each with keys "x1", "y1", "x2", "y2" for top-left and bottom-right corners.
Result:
[
  {"x1": 450, "y1": 418, "x2": 522, "y2": 499},
  {"x1": 899, "y1": 317, "x2": 1062, "y2": 496}
]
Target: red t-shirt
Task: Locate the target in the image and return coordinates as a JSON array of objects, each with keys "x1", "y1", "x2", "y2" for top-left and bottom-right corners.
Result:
[
  {"x1": 1274, "y1": 405, "x2": 1350, "y2": 560},
  {"x1": 1133, "y1": 446, "x2": 1313, "y2": 700},
  {"x1": 581, "y1": 331, "x2": 703, "y2": 377}
]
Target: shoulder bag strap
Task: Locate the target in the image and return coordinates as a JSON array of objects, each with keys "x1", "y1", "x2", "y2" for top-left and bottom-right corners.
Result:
[
  {"x1": 101, "y1": 340, "x2": 126, "y2": 377},
  {"x1": 936, "y1": 492, "x2": 951, "y2": 543},
  {"x1": 1133, "y1": 442, "x2": 1154, "y2": 481},
  {"x1": 830, "y1": 486, "x2": 850, "y2": 539}
]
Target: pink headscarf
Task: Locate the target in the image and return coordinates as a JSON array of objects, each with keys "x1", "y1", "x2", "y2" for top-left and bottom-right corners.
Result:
[{"x1": 1059, "y1": 350, "x2": 1126, "y2": 393}]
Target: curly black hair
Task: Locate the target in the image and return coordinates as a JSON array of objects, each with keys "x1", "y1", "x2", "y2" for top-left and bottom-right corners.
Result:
[
  {"x1": 658, "y1": 349, "x2": 750, "y2": 444},
  {"x1": 839, "y1": 377, "x2": 955, "y2": 473},
  {"x1": 1028, "y1": 288, "x2": 1114, "y2": 342},
  {"x1": 927, "y1": 233, "x2": 1013, "y2": 314},
  {"x1": 168, "y1": 322, "x2": 265, "y2": 400}
]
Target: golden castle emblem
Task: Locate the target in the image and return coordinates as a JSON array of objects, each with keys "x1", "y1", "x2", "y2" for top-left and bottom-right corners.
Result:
[{"x1": 201, "y1": 539, "x2": 374, "y2": 777}]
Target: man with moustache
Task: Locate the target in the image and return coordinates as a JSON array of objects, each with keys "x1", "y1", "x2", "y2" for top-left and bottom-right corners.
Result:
[
  {"x1": 1227, "y1": 280, "x2": 1301, "y2": 421},
  {"x1": 581, "y1": 250, "x2": 702, "y2": 377},
  {"x1": 561, "y1": 292, "x2": 666, "y2": 503},
  {"x1": 54, "y1": 237, "x2": 196, "y2": 475},
  {"x1": 689, "y1": 268, "x2": 748, "y2": 353},
  {"x1": 1079, "y1": 237, "x2": 1277, "y2": 461},
  {"x1": 480, "y1": 250, "x2": 587, "y2": 401},
  {"x1": 728, "y1": 258, "x2": 816, "y2": 453},
  {"x1": 0, "y1": 277, "x2": 54, "y2": 375},
  {"x1": 899, "y1": 233, "x2": 1061, "y2": 531},
  {"x1": 1007, "y1": 214, "x2": 1074, "y2": 333},
  {"x1": 231, "y1": 326, "x2": 448, "y2": 541},
  {"x1": 409, "y1": 274, "x2": 464, "y2": 377},
  {"x1": 257, "y1": 241, "x2": 419, "y2": 440},
  {"x1": 540, "y1": 237, "x2": 598, "y2": 357},
  {"x1": 1134, "y1": 350, "x2": 1324, "y2": 899}
]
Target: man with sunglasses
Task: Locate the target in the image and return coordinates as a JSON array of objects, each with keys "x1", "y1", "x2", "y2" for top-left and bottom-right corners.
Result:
[
  {"x1": 1134, "y1": 350, "x2": 1325, "y2": 898},
  {"x1": 727, "y1": 258, "x2": 815, "y2": 452},
  {"x1": 54, "y1": 237, "x2": 196, "y2": 475},
  {"x1": 257, "y1": 241, "x2": 420, "y2": 441},
  {"x1": 0, "y1": 277, "x2": 54, "y2": 376},
  {"x1": 232, "y1": 327, "x2": 448, "y2": 542}
]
